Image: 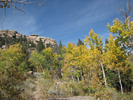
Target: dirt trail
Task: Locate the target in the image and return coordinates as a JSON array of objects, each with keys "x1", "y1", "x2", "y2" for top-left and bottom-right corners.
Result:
[
  {"x1": 48, "y1": 96, "x2": 94, "y2": 100},
  {"x1": 32, "y1": 81, "x2": 42, "y2": 100},
  {"x1": 30, "y1": 73, "x2": 95, "y2": 100},
  {"x1": 31, "y1": 80, "x2": 94, "y2": 100}
]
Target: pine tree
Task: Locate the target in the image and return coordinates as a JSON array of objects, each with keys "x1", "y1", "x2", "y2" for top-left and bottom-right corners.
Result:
[
  {"x1": 36, "y1": 38, "x2": 45, "y2": 52},
  {"x1": 23, "y1": 35, "x2": 27, "y2": 42},
  {"x1": 46, "y1": 42, "x2": 52, "y2": 48},
  {"x1": 31, "y1": 41, "x2": 35, "y2": 47},
  {"x1": 59, "y1": 40, "x2": 62, "y2": 48},
  {"x1": 0, "y1": 41, "x2": 2, "y2": 47},
  {"x1": 0, "y1": 37, "x2": 5, "y2": 46},
  {"x1": 19, "y1": 35, "x2": 22, "y2": 44},
  {"x1": 77, "y1": 39, "x2": 84, "y2": 46}
]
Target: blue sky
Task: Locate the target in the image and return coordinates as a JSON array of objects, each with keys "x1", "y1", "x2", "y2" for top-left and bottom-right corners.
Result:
[{"x1": 0, "y1": 0, "x2": 127, "y2": 46}]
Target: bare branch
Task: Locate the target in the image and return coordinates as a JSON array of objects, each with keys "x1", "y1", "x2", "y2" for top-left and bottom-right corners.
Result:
[
  {"x1": 0, "y1": 0, "x2": 47, "y2": 13},
  {"x1": 117, "y1": 0, "x2": 133, "y2": 20},
  {"x1": 10, "y1": 0, "x2": 46, "y2": 6},
  {"x1": 117, "y1": 0, "x2": 133, "y2": 50},
  {"x1": 10, "y1": 2, "x2": 25, "y2": 13},
  {"x1": 1, "y1": 7, "x2": 6, "y2": 29},
  {"x1": 0, "y1": 0, "x2": 47, "y2": 28}
]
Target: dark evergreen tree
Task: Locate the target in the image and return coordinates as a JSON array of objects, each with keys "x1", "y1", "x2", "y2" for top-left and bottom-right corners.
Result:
[
  {"x1": 36, "y1": 38, "x2": 45, "y2": 52},
  {"x1": 2, "y1": 38, "x2": 5, "y2": 45},
  {"x1": 23, "y1": 35, "x2": 27, "y2": 42},
  {"x1": 19, "y1": 35, "x2": 22, "y2": 44},
  {"x1": 0, "y1": 37, "x2": 5, "y2": 46},
  {"x1": 31, "y1": 41, "x2": 35, "y2": 47},
  {"x1": 59, "y1": 40, "x2": 62, "y2": 48},
  {"x1": 0, "y1": 41, "x2": 2, "y2": 47},
  {"x1": 77, "y1": 39, "x2": 84, "y2": 46},
  {"x1": 59, "y1": 40, "x2": 63, "y2": 54},
  {"x1": 5, "y1": 37, "x2": 10, "y2": 47},
  {"x1": 22, "y1": 43, "x2": 27, "y2": 54},
  {"x1": 28, "y1": 40, "x2": 31, "y2": 44},
  {"x1": 46, "y1": 42, "x2": 52, "y2": 48},
  {"x1": 104, "y1": 39, "x2": 109, "y2": 52}
]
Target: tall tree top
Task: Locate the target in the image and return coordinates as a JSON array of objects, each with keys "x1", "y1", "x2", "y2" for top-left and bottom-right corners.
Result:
[{"x1": 77, "y1": 39, "x2": 84, "y2": 47}]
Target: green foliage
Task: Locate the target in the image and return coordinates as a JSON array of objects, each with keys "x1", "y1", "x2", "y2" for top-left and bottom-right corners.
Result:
[
  {"x1": 0, "y1": 43, "x2": 25, "y2": 67},
  {"x1": 19, "y1": 61, "x2": 29, "y2": 72},
  {"x1": 0, "y1": 37, "x2": 5, "y2": 47},
  {"x1": 46, "y1": 42, "x2": 52, "y2": 48},
  {"x1": 31, "y1": 41, "x2": 36, "y2": 47},
  {"x1": 0, "y1": 44, "x2": 28, "y2": 99},
  {"x1": 0, "y1": 67, "x2": 27, "y2": 100},
  {"x1": 107, "y1": 18, "x2": 133, "y2": 51},
  {"x1": 84, "y1": 29, "x2": 103, "y2": 51},
  {"x1": 29, "y1": 50, "x2": 45, "y2": 71},
  {"x1": 42, "y1": 47, "x2": 59, "y2": 70},
  {"x1": 77, "y1": 38, "x2": 84, "y2": 46},
  {"x1": 59, "y1": 40, "x2": 62, "y2": 48},
  {"x1": 36, "y1": 38, "x2": 45, "y2": 52},
  {"x1": 82, "y1": 86, "x2": 96, "y2": 94}
]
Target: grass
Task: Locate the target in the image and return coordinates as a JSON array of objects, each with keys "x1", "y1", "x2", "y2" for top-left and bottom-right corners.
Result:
[
  {"x1": 14, "y1": 72, "x2": 133, "y2": 100},
  {"x1": 115, "y1": 92, "x2": 133, "y2": 100}
]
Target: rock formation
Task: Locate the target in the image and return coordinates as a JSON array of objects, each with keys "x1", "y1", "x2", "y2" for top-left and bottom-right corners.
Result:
[
  {"x1": 0, "y1": 30, "x2": 58, "y2": 47},
  {"x1": 27, "y1": 34, "x2": 57, "y2": 47}
]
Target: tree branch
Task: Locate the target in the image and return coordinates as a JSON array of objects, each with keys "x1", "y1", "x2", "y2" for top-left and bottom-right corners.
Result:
[
  {"x1": 117, "y1": 0, "x2": 133, "y2": 20},
  {"x1": 10, "y1": 2, "x2": 25, "y2": 13},
  {"x1": 0, "y1": 0, "x2": 47, "y2": 28}
]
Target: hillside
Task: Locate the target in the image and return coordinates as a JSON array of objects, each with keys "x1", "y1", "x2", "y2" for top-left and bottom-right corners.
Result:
[{"x1": 0, "y1": 29, "x2": 58, "y2": 52}]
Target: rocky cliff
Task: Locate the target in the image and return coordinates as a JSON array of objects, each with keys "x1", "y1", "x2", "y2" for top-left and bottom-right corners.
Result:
[{"x1": 0, "y1": 30, "x2": 58, "y2": 47}]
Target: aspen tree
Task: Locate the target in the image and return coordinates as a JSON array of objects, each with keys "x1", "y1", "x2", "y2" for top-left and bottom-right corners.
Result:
[
  {"x1": 104, "y1": 34, "x2": 129, "y2": 94},
  {"x1": 83, "y1": 29, "x2": 107, "y2": 87},
  {"x1": 107, "y1": 18, "x2": 133, "y2": 52}
]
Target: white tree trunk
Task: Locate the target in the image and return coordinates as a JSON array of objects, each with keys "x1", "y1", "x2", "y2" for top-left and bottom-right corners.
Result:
[
  {"x1": 77, "y1": 76, "x2": 79, "y2": 83},
  {"x1": 70, "y1": 65, "x2": 75, "y2": 83},
  {"x1": 97, "y1": 59, "x2": 107, "y2": 87},
  {"x1": 72, "y1": 74, "x2": 75, "y2": 83},
  {"x1": 70, "y1": 65, "x2": 74, "y2": 94},
  {"x1": 61, "y1": 68, "x2": 63, "y2": 76},
  {"x1": 3, "y1": 68, "x2": 7, "y2": 78},
  {"x1": 118, "y1": 69, "x2": 123, "y2": 94},
  {"x1": 54, "y1": 71, "x2": 58, "y2": 97},
  {"x1": 40, "y1": 66, "x2": 44, "y2": 74},
  {"x1": 71, "y1": 88, "x2": 73, "y2": 94},
  {"x1": 55, "y1": 79, "x2": 58, "y2": 97},
  {"x1": 80, "y1": 71, "x2": 84, "y2": 81}
]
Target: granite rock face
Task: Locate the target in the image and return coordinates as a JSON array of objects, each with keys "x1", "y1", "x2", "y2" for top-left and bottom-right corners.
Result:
[
  {"x1": 0, "y1": 30, "x2": 20, "y2": 38},
  {"x1": 27, "y1": 35, "x2": 57, "y2": 47},
  {"x1": 0, "y1": 30, "x2": 58, "y2": 47}
]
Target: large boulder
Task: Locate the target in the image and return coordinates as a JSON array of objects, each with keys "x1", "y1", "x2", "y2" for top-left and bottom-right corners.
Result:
[
  {"x1": 27, "y1": 71, "x2": 33, "y2": 75},
  {"x1": 1, "y1": 45, "x2": 6, "y2": 49}
]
